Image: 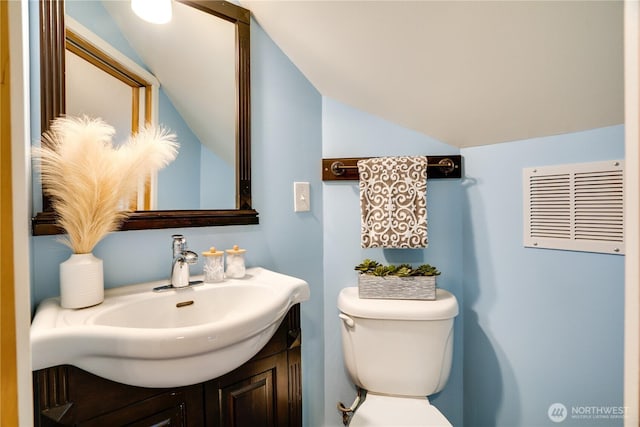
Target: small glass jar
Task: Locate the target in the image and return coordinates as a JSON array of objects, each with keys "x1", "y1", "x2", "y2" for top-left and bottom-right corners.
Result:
[
  {"x1": 225, "y1": 245, "x2": 246, "y2": 279},
  {"x1": 202, "y1": 247, "x2": 224, "y2": 283}
]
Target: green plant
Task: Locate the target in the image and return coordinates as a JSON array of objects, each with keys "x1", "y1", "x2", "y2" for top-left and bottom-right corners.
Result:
[
  {"x1": 354, "y1": 259, "x2": 380, "y2": 273},
  {"x1": 354, "y1": 260, "x2": 441, "y2": 277}
]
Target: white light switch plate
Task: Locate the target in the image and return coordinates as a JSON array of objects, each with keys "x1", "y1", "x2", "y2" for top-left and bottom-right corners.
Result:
[{"x1": 294, "y1": 182, "x2": 310, "y2": 212}]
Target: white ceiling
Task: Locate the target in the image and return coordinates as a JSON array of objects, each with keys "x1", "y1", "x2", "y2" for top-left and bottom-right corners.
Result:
[{"x1": 242, "y1": 0, "x2": 624, "y2": 148}]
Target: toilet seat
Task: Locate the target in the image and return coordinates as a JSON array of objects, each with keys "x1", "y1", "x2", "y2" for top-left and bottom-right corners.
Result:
[{"x1": 349, "y1": 394, "x2": 452, "y2": 427}]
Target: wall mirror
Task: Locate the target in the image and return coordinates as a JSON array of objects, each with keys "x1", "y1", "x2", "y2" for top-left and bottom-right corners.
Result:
[{"x1": 33, "y1": 0, "x2": 258, "y2": 235}]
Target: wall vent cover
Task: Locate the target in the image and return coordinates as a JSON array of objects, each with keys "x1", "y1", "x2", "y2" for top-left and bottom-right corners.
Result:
[{"x1": 523, "y1": 160, "x2": 624, "y2": 255}]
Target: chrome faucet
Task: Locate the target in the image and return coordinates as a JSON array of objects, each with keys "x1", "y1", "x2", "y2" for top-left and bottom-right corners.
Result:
[
  {"x1": 170, "y1": 234, "x2": 198, "y2": 288},
  {"x1": 153, "y1": 234, "x2": 203, "y2": 292}
]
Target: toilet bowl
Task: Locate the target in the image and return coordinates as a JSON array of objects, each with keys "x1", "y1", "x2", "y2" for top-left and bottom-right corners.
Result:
[
  {"x1": 350, "y1": 394, "x2": 451, "y2": 427},
  {"x1": 338, "y1": 287, "x2": 458, "y2": 426}
]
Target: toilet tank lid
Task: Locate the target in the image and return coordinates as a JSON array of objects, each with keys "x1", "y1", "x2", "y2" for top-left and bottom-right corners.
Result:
[{"x1": 338, "y1": 287, "x2": 458, "y2": 320}]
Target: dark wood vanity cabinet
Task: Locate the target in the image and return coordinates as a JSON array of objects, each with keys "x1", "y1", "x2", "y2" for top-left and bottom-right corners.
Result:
[{"x1": 33, "y1": 305, "x2": 302, "y2": 427}]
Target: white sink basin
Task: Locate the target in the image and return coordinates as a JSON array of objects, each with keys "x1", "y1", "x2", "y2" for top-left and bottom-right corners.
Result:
[{"x1": 31, "y1": 267, "x2": 310, "y2": 388}]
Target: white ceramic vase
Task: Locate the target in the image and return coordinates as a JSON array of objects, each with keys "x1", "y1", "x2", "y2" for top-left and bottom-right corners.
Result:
[{"x1": 59, "y1": 253, "x2": 104, "y2": 309}]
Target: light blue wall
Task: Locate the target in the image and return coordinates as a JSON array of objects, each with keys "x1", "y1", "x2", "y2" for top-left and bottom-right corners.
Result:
[
  {"x1": 321, "y1": 97, "x2": 464, "y2": 427},
  {"x1": 250, "y1": 22, "x2": 325, "y2": 427},
  {"x1": 156, "y1": 89, "x2": 201, "y2": 209},
  {"x1": 29, "y1": 12, "x2": 326, "y2": 427},
  {"x1": 460, "y1": 126, "x2": 625, "y2": 427},
  {"x1": 199, "y1": 145, "x2": 234, "y2": 209}
]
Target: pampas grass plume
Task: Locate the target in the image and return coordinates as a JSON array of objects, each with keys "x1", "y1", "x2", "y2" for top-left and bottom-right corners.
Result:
[{"x1": 34, "y1": 116, "x2": 178, "y2": 254}]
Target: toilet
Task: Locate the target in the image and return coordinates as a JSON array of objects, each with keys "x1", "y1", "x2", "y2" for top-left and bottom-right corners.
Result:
[{"x1": 338, "y1": 287, "x2": 459, "y2": 426}]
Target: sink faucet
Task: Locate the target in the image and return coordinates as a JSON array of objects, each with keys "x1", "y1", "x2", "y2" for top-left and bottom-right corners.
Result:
[{"x1": 170, "y1": 234, "x2": 198, "y2": 288}]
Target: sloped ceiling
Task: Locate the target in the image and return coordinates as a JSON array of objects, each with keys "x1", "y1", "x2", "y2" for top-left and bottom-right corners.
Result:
[{"x1": 242, "y1": 0, "x2": 623, "y2": 148}]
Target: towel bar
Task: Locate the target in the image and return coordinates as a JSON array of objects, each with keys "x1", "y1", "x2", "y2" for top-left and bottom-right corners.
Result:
[{"x1": 322, "y1": 155, "x2": 462, "y2": 181}]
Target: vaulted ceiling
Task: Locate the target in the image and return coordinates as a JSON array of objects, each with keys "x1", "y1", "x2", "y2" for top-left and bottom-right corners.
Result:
[{"x1": 242, "y1": 0, "x2": 624, "y2": 148}]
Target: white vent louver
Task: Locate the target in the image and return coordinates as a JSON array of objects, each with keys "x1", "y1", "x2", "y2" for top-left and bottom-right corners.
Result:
[{"x1": 523, "y1": 160, "x2": 624, "y2": 255}]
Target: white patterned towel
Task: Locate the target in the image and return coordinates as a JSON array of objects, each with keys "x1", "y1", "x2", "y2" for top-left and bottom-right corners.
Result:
[{"x1": 358, "y1": 156, "x2": 428, "y2": 248}]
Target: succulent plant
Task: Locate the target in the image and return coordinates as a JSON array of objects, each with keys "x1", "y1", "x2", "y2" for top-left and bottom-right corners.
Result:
[
  {"x1": 355, "y1": 260, "x2": 441, "y2": 277},
  {"x1": 354, "y1": 259, "x2": 381, "y2": 273},
  {"x1": 413, "y1": 264, "x2": 440, "y2": 276},
  {"x1": 372, "y1": 265, "x2": 390, "y2": 276},
  {"x1": 395, "y1": 266, "x2": 413, "y2": 277}
]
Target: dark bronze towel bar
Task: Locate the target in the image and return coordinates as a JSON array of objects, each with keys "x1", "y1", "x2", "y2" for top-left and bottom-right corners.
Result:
[{"x1": 322, "y1": 155, "x2": 462, "y2": 181}]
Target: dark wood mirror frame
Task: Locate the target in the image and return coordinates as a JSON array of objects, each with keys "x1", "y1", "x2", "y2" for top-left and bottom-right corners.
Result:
[{"x1": 33, "y1": 0, "x2": 258, "y2": 236}]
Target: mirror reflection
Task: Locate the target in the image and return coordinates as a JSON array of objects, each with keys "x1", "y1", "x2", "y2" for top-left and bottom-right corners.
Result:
[{"x1": 65, "y1": 1, "x2": 236, "y2": 210}]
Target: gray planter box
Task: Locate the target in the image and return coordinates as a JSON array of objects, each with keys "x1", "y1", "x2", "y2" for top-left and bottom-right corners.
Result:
[{"x1": 358, "y1": 274, "x2": 436, "y2": 300}]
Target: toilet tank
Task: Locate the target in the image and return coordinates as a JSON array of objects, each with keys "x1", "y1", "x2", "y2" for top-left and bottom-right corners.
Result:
[{"x1": 338, "y1": 287, "x2": 458, "y2": 397}]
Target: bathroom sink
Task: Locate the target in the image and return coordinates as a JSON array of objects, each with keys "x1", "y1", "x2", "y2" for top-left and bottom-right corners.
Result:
[
  {"x1": 31, "y1": 267, "x2": 310, "y2": 388},
  {"x1": 90, "y1": 283, "x2": 278, "y2": 329}
]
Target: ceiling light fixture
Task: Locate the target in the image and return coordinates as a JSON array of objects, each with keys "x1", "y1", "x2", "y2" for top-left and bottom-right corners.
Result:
[{"x1": 131, "y1": 0, "x2": 172, "y2": 24}]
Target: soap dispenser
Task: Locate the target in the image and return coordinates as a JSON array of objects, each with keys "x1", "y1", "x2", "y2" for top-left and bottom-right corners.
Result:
[
  {"x1": 225, "y1": 245, "x2": 246, "y2": 278},
  {"x1": 202, "y1": 247, "x2": 224, "y2": 283}
]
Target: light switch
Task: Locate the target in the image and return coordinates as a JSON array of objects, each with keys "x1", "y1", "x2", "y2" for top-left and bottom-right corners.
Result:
[{"x1": 294, "y1": 182, "x2": 310, "y2": 212}]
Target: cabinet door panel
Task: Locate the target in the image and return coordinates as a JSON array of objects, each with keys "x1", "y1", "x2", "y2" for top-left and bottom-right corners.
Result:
[
  {"x1": 221, "y1": 371, "x2": 274, "y2": 427},
  {"x1": 207, "y1": 352, "x2": 289, "y2": 427},
  {"x1": 79, "y1": 392, "x2": 187, "y2": 427},
  {"x1": 34, "y1": 366, "x2": 204, "y2": 427}
]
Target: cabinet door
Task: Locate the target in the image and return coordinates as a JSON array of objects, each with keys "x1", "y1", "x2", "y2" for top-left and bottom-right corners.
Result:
[
  {"x1": 79, "y1": 391, "x2": 189, "y2": 427},
  {"x1": 206, "y1": 352, "x2": 289, "y2": 427},
  {"x1": 34, "y1": 366, "x2": 204, "y2": 427}
]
